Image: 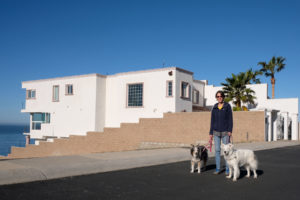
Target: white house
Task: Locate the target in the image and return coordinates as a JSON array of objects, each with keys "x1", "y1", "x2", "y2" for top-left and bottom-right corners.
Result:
[
  {"x1": 22, "y1": 67, "x2": 206, "y2": 142},
  {"x1": 21, "y1": 67, "x2": 299, "y2": 143}
]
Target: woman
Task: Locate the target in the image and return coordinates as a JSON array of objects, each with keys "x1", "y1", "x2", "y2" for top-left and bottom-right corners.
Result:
[{"x1": 209, "y1": 90, "x2": 233, "y2": 174}]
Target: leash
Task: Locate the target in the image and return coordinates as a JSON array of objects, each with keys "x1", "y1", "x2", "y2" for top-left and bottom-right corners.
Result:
[
  {"x1": 202, "y1": 140, "x2": 212, "y2": 152},
  {"x1": 203, "y1": 133, "x2": 232, "y2": 153}
]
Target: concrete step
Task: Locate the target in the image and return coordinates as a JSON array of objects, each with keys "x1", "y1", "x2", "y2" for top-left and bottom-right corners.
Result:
[
  {"x1": 53, "y1": 138, "x2": 70, "y2": 145},
  {"x1": 120, "y1": 123, "x2": 139, "y2": 128},
  {"x1": 103, "y1": 127, "x2": 121, "y2": 134},
  {"x1": 86, "y1": 131, "x2": 104, "y2": 137}
]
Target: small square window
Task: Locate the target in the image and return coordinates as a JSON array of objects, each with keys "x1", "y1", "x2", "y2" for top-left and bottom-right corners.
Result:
[
  {"x1": 65, "y1": 84, "x2": 73, "y2": 95},
  {"x1": 26, "y1": 90, "x2": 36, "y2": 99}
]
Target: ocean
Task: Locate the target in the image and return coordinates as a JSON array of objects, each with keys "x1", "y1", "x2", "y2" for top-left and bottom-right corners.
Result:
[{"x1": 0, "y1": 125, "x2": 35, "y2": 156}]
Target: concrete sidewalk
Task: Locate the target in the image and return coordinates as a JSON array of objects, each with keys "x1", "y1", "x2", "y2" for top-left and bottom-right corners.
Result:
[{"x1": 0, "y1": 140, "x2": 299, "y2": 186}]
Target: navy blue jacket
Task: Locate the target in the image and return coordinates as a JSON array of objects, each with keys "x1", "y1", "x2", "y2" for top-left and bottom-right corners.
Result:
[{"x1": 209, "y1": 102, "x2": 233, "y2": 135}]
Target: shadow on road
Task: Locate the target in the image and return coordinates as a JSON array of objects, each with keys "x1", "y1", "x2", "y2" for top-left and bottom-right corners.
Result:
[{"x1": 239, "y1": 169, "x2": 264, "y2": 179}]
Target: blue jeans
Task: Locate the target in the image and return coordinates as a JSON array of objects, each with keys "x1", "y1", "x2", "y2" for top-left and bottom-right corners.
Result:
[{"x1": 214, "y1": 134, "x2": 230, "y2": 172}]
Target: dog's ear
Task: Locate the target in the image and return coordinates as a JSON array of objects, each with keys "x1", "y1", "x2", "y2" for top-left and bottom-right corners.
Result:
[
  {"x1": 191, "y1": 144, "x2": 194, "y2": 147},
  {"x1": 229, "y1": 143, "x2": 233, "y2": 148},
  {"x1": 221, "y1": 143, "x2": 224, "y2": 149}
]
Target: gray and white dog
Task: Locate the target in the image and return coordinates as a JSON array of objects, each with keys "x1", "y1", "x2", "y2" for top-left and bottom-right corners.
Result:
[
  {"x1": 190, "y1": 144, "x2": 208, "y2": 173},
  {"x1": 222, "y1": 143, "x2": 258, "y2": 181}
]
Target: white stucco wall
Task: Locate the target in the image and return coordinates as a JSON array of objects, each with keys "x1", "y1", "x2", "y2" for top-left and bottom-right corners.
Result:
[
  {"x1": 204, "y1": 85, "x2": 222, "y2": 108},
  {"x1": 95, "y1": 76, "x2": 107, "y2": 132},
  {"x1": 257, "y1": 98, "x2": 298, "y2": 115},
  {"x1": 259, "y1": 97, "x2": 299, "y2": 140},
  {"x1": 247, "y1": 84, "x2": 268, "y2": 103},
  {"x1": 192, "y1": 80, "x2": 205, "y2": 107},
  {"x1": 175, "y1": 70, "x2": 193, "y2": 112},
  {"x1": 104, "y1": 68, "x2": 177, "y2": 127},
  {"x1": 22, "y1": 74, "x2": 101, "y2": 139}
]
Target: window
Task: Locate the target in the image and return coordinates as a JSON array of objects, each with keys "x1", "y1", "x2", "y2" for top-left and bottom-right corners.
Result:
[
  {"x1": 127, "y1": 83, "x2": 143, "y2": 107},
  {"x1": 32, "y1": 122, "x2": 41, "y2": 130},
  {"x1": 65, "y1": 84, "x2": 73, "y2": 95},
  {"x1": 181, "y1": 82, "x2": 191, "y2": 99},
  {"x1": 31, "y1": 113, "x2": 50, "y2": 130},
  {"x1": 166, "y1": 81, "x2": 173, "y2": 97},
  {"x1": 32, "y1": 113, "x2": 50, "y2": 123},
  {"x1": 45, "y1": 113, "x2": 51, "y2": 123},
  {"x1": 53, "y1": 85, "x2": 59, "y2": 102},
  {"x1": 26, "y1": 90, "x2": 36, "y2": 99},
  {"x1": 193, "y1": 89, "x2": 199, "y2": 104}
]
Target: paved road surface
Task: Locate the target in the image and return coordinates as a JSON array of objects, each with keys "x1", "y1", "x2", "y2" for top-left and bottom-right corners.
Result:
[{"x1": 0, "y1": 145, "x2": 300, "y2": 200}]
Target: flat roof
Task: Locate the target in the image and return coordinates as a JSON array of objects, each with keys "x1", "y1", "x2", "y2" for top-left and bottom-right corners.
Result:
[
  {"x1": 22, "y1": 73, "x2": 105, "y2": 84},
  {"x1": 22, "y1": 67, "x2": 194, "y2": 83}
]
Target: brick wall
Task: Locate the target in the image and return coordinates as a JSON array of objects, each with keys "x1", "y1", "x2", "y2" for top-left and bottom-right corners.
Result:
[
  {"x1": 5, "y1": 111, "x2": 265, "y2": 159},
  {"x1": 139, "y1": 111, "x2": 265, "y2": 144}
]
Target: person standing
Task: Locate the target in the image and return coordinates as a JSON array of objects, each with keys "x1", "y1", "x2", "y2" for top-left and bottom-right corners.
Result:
[{"x1": 209, "y1": 90, "x2": 233, "y2": 174}]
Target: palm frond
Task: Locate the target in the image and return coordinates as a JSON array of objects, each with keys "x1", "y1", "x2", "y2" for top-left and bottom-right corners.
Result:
[{"x1": 222, "y1": 72, "x2": 257, "y2": 108}]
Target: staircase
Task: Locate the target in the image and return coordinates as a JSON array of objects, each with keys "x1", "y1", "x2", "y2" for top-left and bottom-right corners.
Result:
[{"x1": 4, "y1": 111, "x2": 265, "y2": 159}]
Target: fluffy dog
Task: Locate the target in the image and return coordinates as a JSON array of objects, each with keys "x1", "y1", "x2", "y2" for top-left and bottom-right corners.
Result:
[
  {"x1": 190, "y1": 144, "x2": 208, "y2": 173},
  {"x1": 222, "y1": 143, "x2": 258, "y2": 181}
]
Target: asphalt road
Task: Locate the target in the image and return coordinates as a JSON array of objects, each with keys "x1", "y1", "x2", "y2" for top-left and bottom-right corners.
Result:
[{"x1": 1, "y1": 145, "x2": 300, "y2": 200}]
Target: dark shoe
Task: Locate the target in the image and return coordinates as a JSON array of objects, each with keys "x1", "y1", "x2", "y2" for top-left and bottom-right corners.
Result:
[{"x1": 213, "y1": 170, "x2": 220, "y2": 175}]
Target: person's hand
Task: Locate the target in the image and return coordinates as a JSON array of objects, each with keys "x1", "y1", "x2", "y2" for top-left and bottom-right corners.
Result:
[
  {"x1": 228, "y1": 132, "x2": 232, "y2": 137},
  {"x1": 209, "y1": 134, "x2": 213, "y2": 142}
]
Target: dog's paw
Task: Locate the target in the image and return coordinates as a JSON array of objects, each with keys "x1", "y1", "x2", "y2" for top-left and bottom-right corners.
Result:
[
  {"x1": 233, "y1": 178, "x2": 237, "y2": 182},
  {"x1": 197, "y1": 171, "x2": 201, "y2": 174},
  {"x1": 246, "y1": 174, "x2": 250, "y2": 178},
  {"x1": 190, "y1": 170, "x2": 194, "y2": 173},
  {"x1": 254, "y1": 175, "x2": 258, "y2": 179},
  {"x1": 226, "y1": 175, "x2": 231, "y2": 179}
]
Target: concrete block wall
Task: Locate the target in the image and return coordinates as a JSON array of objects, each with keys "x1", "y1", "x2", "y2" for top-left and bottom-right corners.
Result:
[
  {"x1": 138, "y1": 111, "x2": 265, "y2": 144},
  {"x1": 5, "y1": 111, "x2": 265, "y2": 159}
]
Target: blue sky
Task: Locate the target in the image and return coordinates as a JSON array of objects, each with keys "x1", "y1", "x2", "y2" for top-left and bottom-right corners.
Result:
[{"x1": 0, "y1": 0, "x2": 299, "y2": 124}]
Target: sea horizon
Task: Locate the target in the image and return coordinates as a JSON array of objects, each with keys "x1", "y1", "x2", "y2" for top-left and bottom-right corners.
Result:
[
  {"x1": 0, "y1": 123, "x2": 29, "y2": 126},
  {"x1": 0, "y1": 124, "x2": 33, "y2": 156},
  {"x1": 0, "y1": 124, "x2": 29, "y2": 133}
]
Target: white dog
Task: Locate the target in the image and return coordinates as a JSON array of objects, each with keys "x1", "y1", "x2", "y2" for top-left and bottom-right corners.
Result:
[{"x1": 222, "y1": 143, "x2": 258, "y2": 181}]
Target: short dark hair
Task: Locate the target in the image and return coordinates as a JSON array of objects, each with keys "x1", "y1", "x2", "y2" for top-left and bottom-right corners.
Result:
[{"x1": 215, "y1": 90, "x2": 225, "y2": 98}]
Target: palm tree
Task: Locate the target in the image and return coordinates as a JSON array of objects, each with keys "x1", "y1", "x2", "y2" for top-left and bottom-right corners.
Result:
[
  {"x1": 258, "y1": 56, "x2": 286, "y2": 99},
  {"x1": 242, "y1": 88, "x2": 256, "y2": 104},
  {"x1": 245, "y1": 68, "x2": 262, "y2": 84},
  {"x1": 221, "y1": 72, "x2": 256, "y2": 110}
]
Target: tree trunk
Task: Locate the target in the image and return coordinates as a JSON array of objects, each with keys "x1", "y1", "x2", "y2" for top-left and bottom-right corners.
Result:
[
  {"x1": 236, "y1": 100, "x2": 241, "y2": 109},
  {"x1": 271, "y1": 78, "x2": 275, "y2": 99}
]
